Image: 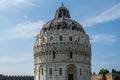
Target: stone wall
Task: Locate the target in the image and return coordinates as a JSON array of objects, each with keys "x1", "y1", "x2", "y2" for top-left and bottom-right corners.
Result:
[
  {"x1": 91, "y1": 73, "x2": 120, "y2": 80},
  {"x1": 91, "y1": 74, "x2": 102, "y2": 80},
  {"x1": 35, "y1": 63, "x2": 91, "y2": 80},
  {"x1": 34, "y1": 30, "x2": 91, "y2": 65},
  {"x1": 0, "y1": 74, "x2": 34, "y2": 80}
]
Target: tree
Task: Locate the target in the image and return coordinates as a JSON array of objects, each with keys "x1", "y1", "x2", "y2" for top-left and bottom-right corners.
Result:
[
  {"x1": 112, "y1": 68, "x2": 116, "y2": 73},
  {"x1": 112, "y1": 68, "x2": 120, "y2": 74},
  {"x1": 99, "y1": 68, "x2": 109, "y2": 80},
  {"x1": 93, "y1": 72, "x2": 95, "y2": 75},
  {"x1": 119, "y1": 71, "x2": 120, "y2": 74},
  {"x1": 99, "y1": 68, "x2": 109, "y2": 74}
]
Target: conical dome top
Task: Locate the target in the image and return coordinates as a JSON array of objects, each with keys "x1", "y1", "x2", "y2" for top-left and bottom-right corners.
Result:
[
  {"x1": 54, "y1": 3, "x2": 71, "y2": 19},
  {"x1": 40, "y1": 3, "x2": 85, "y2": 34}
]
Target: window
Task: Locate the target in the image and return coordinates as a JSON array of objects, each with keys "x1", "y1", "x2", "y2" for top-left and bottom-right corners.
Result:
[
  {"x1": 60, "y1": 35, "x2": 63, "y2": 41},
  {"x1": 78, "y1": 37, "x2": 80, "y2": 41},
  {"x1": 58, "y1": 11, "x2": 62, "y2": 18},
  {"x1": 53, "y1": 51, "x2": 55, "y2": 59},
  {"x1": 70, "y1": 51, "x2": 73, "y2": 59},
  {"x1": 41, "y1": 68, "x2": 43, "y2": 75},
  {"x1": 57, "y1": 24, "x2": 61, "y2": 29},
  {"x1": 43, "y1": 37, "x2": 45, "y2": 42},
  {"x1": 69, "y1": 36, "x2": 72, "y2": 41},
  {"x1": 80, "y1": 28, "x2": 82, "y2": 32},
  {"x1": 63, "y1": 22, "x2": 68, "y2": 29},
  {"x1": 50, "y1": 68, "x2": 52, "y2": 75},
  {"x1": 86, "y1": 69, "x2": 88, "y2": 75},
  {"x1": 60, "y1": 68, "x2": 62, "y2": 75},
  {"x1": 50, "y1": 36, "x2": 53, "y2": 41},
  {"x1": 80, "y1": 68, "x2": 82, "y2": 76},
  {"x1": 75, "y1": 40, "x2": 77, "y2": 45},
  {"x1": 72, "y1": 26, "x2": 76, "y2": 30},
  {"x1": 63, "y1": 10, "x2": 66, "y2": 17}
]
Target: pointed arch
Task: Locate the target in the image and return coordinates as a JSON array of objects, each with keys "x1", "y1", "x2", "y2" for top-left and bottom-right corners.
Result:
[{"x1": 66, "y1": 64, "x2": 77, "y2": 80}]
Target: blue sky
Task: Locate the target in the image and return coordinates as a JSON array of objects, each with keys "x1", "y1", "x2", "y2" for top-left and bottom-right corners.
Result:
[{"x1": 0, "y1": 0, "x2": 120, "y2": 75}]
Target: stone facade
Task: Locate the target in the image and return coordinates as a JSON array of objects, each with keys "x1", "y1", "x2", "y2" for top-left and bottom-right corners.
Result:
[
  {"x1": 34, "y1": 4, "x2": 91, "y2": 80},
  {"x1": 91, "y1": 73, "x2": 120, "y2": 80}
]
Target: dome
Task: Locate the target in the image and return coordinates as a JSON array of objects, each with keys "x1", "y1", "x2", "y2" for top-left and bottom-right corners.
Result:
[{"x1": 40, "y1": 4, "x2": 85, "y2": 34}]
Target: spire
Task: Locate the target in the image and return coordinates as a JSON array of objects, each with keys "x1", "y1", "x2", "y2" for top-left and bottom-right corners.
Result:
[
  {"x1": 54, "y1": 3, "x2": 71, "y2": 19},
  {"x1": 62, "y1": 2, "x2": 64, "y2": 7}
]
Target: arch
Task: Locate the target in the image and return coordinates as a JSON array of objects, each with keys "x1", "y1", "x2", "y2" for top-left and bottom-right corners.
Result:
[
  {"x1": 69, "y1": 36, "x2": 72, "y2": 41},
  {"x1": 53, "y1": 51, "x2": 55, "y2": 59},
  {"x1": 50, "y1": 36, "x2": 53, "y2": 41},
  {"x1": 70, "y1": 51, "x2": 73, "y2": 59},
  {"x1": 60, "y1": 35, "x2": 63, "y2": 41},
  {"x1": 115, "y1": 76, "x2": 120, "y2": 80},
  {"x1": 80, "y1": 68, "x2": 82, "y2": 76},
  {"x1": 60, "y1": 68, "x2": 62, "y2": 75},
  {"x1": 43, "y1": 37, "x2": 45, "y2": 42},
  {"x1": 66, "y1": 64, "x2": 77, "y2": 80}
]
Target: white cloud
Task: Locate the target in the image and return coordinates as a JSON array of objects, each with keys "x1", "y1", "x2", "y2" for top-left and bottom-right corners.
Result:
[
  {"x1": 82, "y1": 3, "x2": 120, "y2": 27},
  {"x1": 91, "y1": 34, "x2": 116, "y2": 44},
  {"x1": 0, "y1": 53, "x2": 32, "y2": 64},
  {"x1": 0, "y1": 0, "x2": 35, "y2": 10},
  {"x1": 0, "y1": 53, "x2": 34, "y2": 75},
  {"x1": 0, "y1": 21, "x2": 44, "y2": 41}
]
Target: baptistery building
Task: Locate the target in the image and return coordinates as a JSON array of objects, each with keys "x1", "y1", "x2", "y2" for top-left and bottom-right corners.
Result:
[{"x1": 34, "y1": 4, "x2": 91, "y2": 80}]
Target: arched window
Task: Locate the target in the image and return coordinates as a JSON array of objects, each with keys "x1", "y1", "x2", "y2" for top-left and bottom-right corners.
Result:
[
  {"x1": 41, "y1": 68, "x2": 43, "y2": 75},
  {"x1": 78, "y1": 37, "x2": 80, "y2": 41},
  {"x1": 80, "y1": 68, "x2": 82, "y2": 76},
  {"x1": 50, "y1": 68, "x2": 52, "y2": 75},
  {"x1": 63, "y1": 10, "x2": 66, "y2": 17},
  {"x1": 60, "y1": 35, "x2": 63, "y2": 41},
  {"x1": 53, "y1": 51, "x2": 55, "y2": 59},
  {"x1": 69, "y1": 36, "x2": 72, "y2": 41},
  {"x1": 86, "y1": 69, "x2": 88, "y2": 75},
  {"x1": 58, "y1": 10, "x2": 62, "y2": 18},
  {"x1": 43, "y1": 37, "x2": 45, "y2": 42},
  {"x1": 50, "y1": 36, "x2": 53, "y2": 41},
  {"x1": 57, "y1": 24, "x2": 61, "y2": 29},
  {"x1": 70, "y1": 51, "x2": 73, "y2": 59},
  {"x1": 63, "y1": 22, "x2": 68, "y2": 29},
  {"x1": 75, "y1": 40, "x2": 77, "y2": 45},
  {"x1": 60, "y1": 68, "x2": 62, "y2": 75}
]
